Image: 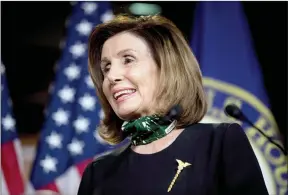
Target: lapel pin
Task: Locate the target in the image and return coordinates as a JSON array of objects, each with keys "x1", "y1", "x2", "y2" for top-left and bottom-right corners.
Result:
[{"x1": 167, "y1": 159, "x2": 191, "y2": 192}]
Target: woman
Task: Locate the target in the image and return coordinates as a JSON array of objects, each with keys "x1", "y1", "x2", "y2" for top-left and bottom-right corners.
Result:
[{"x1": 77, "y1": 15, "x2": 268, "y2": 195}]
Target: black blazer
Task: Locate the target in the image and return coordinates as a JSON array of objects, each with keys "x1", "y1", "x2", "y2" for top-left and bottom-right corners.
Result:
[{"x1": 77, "y1": 123, "x2": 269, "y2": 195}]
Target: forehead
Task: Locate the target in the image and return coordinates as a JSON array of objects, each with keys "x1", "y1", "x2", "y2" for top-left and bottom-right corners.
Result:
[{"x1": 101, "y1": 32, "x2": 151, "y2": 56}]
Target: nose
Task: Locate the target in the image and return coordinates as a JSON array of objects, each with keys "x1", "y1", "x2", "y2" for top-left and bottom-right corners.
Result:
[{"x1": 106, "y1": 62, "x2": 124, "y2": 84}]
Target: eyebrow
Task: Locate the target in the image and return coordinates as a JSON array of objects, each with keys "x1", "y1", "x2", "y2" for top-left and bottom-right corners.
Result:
[
  {"x1": 100, "y1": 49, "x2": 137, "y2": 65},
  {"x1": 117, "y1": 49, "x2": 136, "y2": 56}
]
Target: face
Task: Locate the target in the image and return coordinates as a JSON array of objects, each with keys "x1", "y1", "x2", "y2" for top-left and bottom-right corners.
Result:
[{"x1": 101, "y1": 32, "x2": 159, "y2": 121}]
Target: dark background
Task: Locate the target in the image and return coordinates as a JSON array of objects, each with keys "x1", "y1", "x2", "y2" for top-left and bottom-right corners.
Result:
[{"x1": 1, "y1": 1, "x2": 287, "y2": 147}]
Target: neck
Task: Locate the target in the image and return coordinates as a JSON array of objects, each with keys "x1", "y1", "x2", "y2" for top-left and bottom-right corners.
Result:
[{"x1": 131, "y1": 128, "x2": 184, "y2": 154}]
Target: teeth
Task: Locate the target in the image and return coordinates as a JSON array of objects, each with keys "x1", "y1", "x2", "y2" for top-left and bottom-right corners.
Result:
[{"x1": 113, "y1": 89, "x2": 136, "y2": 100}]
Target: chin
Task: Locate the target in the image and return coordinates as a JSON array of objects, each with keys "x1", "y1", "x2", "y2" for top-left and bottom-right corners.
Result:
[
  {"x1": 111, "y1": 98, "x2": 143, "y2": 120},
  {"x1": 115, "y1": 106, "x2": 141, "y2": 121},
  {"x1": 116, "y1": 111, "x2": 137, "y2": 121}
]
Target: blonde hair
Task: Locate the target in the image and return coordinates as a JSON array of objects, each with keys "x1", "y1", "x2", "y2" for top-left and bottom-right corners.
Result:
[{"x1": 88, "y1": 14, "x2": 208, "y2": 144}]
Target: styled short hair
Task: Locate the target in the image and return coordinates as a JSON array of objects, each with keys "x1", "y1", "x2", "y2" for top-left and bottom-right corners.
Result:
[{"x1": 88, "y1": 14, "x2": 208, "y2": 144}]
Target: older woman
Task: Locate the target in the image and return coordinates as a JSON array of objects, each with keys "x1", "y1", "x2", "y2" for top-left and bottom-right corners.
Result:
[{"x1": 77, "y1": 15, "x2": 268, "y2": 195}]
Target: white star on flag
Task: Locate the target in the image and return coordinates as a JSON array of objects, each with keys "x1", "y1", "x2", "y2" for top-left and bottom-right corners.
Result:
[
  {"x1": 40, "y1": 155, "x2": 58, "y2": 174},
  {"x1": 94, "y1": 129, "x2": 107, "y2": 145},
  {"x1": 69, "y1": 42, "x2": 86, "y2": 58},
  {"x1": 1, "y1": 63, "x2": 5, "y2": 75},
  {"x1": 52, "y1": 109, "x2": 69, "y2": 126},
  {"x1": 78, "y1": 93, "x2": 96, "y2": 111},
  {"x1": 100, "y1": 10, "x2": 114, "y2": 23},
  {"x1": 85, "y1": 75, "x2": 94, "y2": 88},
  {"x1": 67, "y1": 139, "x2": 84, "y2": 156},
  {"x1": 46, "y1": 131, "x2": 63, "y2": 149},
  {"x1": 76, "y1": 20, "x2": 93, "y2": 36},
  {"x1": 99, "y1": 109, "x2": 105, "y2": 120},
  {"x1": 81, "y1": 2, "x2": 98, "y2": 15},
  {"x1": 58, "y1": 86, "x2": 75, "y2": 103},
  {"x1": 2, "y1": 114, "x2": 15, "y2": 131},
  {"x1": 73, "y1": 116, "x2": 90, "y2": 133},
  {"x1": 64, "y1": 63, "x2": 81, "y2": 81}
]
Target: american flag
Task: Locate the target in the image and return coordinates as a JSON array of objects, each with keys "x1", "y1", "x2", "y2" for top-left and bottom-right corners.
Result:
[
  {"x1": 29, "y1": 2, "x2": 116, "y2": 194},
  {"x1": 1, "y1": 62, "x2": 26, "y2": 195}
]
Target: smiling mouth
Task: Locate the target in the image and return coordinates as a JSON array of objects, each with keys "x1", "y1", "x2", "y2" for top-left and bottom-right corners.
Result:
[{"x1": 113, "y1": 89, "x2": 136, "y2": 100}]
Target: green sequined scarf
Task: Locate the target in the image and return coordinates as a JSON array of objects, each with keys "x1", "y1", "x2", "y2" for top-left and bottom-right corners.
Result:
[{"x1": 121, "y1": 115, "x2": 177, "y2": 146}]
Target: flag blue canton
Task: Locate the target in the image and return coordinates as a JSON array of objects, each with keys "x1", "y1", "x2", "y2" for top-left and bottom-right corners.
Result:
[
  {"x1": 1, "y1": 62, "x2": 18, "y2": 144},
  {"x1": 1, "y1": 62, "x2": 17, "y2": 144},
  {"x1": 1, "y1": 61, "x2": 27, "y2": 195},
  {"x1": 30, "y1": 2, "x2": 115, "y2": 189}
]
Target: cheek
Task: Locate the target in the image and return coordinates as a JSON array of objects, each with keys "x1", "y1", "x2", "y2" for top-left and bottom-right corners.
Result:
[
  {"x1": 102, "y1": 80, "x2": 110, "y2": 99},
  {"x1": 147, "y1": 70, "x2": 160, "y2": 96},
  {"x1": 148, "y1": 81, "x2": 158, "y2": 98},
  {"x1": 126, "y1": 65, "x2": 159, "y2": 96},
  {"x1": 139, "y1": 75, "x2": 158, "y2": 98}
]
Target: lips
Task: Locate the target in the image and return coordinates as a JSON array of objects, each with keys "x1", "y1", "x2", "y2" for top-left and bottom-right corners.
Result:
[{"x1": 113, "y1": 89, "x2": 136, "y2": 100}]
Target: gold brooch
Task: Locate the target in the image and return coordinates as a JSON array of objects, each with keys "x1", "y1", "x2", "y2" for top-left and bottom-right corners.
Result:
[{"x1": 167, "y1": 159, "x2": 191, "y2": 192}]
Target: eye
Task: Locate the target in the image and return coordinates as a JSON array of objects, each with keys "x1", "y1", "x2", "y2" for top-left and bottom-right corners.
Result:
[
  {"x1": 102, "y1": 63, "x2": 111, "y2": 74},
  {"x1": 123, "y1": 55, "x2": 135, "y2": 64}
]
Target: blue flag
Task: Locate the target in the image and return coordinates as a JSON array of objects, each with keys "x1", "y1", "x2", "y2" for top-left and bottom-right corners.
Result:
[
  {"x1": 191, "y1": 2, "x2": 287, "y2": 195},
  {"x1": 29, "y1": 2, "x2": 119, "y2": 194}
]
